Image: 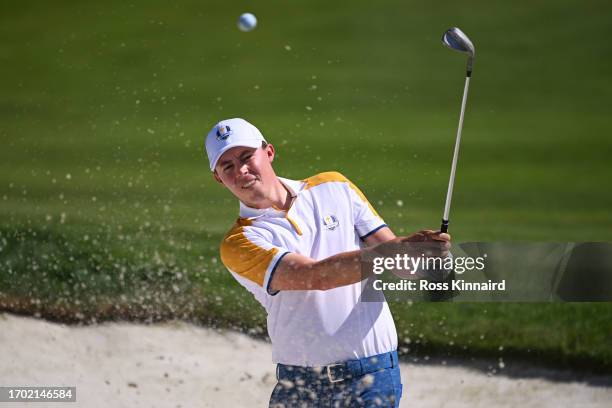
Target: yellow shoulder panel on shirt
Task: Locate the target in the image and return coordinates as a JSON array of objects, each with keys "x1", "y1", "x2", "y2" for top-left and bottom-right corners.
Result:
[
  {"x1": 303, "y1": 171, "x2": 348, "y2": 189},
  {"x1": 303, "y1": 171, "x2": 381, "y2": 219},
  {"x1": 220, "y1": 218, "x2": 279, "y2": 287}
]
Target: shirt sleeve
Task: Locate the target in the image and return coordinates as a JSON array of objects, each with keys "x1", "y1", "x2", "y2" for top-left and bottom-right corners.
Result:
[
  {"x1": 220, "y1": 219, "x2": 289, "y2": 296},
  {"x1": 344, "y1": 178, "x2": 386, "y2": 239}
]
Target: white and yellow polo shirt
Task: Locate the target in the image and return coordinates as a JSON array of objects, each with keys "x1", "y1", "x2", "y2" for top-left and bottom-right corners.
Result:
[{"x1": 220, "y1": 172, "x2": 398, "y2": 366}]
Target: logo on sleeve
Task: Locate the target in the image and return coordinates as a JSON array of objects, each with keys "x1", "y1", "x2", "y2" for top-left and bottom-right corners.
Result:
[{"x1": 322, "y1": 215, "x2": 339, "y2": 230}]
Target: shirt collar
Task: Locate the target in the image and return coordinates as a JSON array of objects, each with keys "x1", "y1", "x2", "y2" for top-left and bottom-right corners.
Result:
[{"x1": 238, "y1": 177, "x2": 304, "y2": 219}]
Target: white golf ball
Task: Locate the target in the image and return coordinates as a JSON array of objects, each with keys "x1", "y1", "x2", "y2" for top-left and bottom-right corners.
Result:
[{"x1": 238, "y1": 13, "x2": 257, "y2": 32}]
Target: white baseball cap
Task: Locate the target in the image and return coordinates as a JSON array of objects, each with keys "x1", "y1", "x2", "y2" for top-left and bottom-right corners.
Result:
[{"x1": 204, "y1": 118, "x2": 267, "y2": 171}]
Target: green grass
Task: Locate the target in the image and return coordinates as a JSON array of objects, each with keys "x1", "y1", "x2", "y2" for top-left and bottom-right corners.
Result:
[
  {"x1": 1, "y1": 226, "x2": 611, "y2": 372},
  {"x1": 1, "y1": 0, "x2": 612, "y2": 372}
]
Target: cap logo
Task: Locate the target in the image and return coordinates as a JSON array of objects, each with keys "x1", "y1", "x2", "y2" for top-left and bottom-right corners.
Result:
[{"x1": 216, "y1": 125, "x2": 233, "y2": 140}]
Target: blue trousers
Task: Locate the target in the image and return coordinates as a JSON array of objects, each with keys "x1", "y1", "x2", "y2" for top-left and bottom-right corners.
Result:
[{"x1": 269, "y1": 352, "x2": 403, "y2": 407}]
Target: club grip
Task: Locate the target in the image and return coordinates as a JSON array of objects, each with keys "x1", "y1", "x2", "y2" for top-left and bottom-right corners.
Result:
[{"x1": 441, "y1": 219, "x2": 449, "y2": 233}]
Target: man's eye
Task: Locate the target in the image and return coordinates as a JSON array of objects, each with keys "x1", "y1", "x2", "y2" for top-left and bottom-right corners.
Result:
[{"x1": 223, "y1": 164, "x2": 233, "y2": 172}]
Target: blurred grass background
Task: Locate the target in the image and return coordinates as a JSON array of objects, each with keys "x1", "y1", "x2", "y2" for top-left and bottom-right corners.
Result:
[{"x1": 1, "y1": 0, "x2": 611, "y2": 372}]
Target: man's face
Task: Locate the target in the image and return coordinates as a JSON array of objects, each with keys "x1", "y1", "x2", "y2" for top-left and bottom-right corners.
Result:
[{"x1": 213, "y1": 144, "x2": 277, "y2": 207}]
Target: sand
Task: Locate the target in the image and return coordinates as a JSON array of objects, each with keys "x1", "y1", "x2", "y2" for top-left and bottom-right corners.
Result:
[{"x1": 0, "y1": 313, "x2": 609, "y2": 407}]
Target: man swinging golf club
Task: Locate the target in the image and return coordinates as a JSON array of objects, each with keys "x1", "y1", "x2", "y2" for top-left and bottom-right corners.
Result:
[
  {"x1": 204, "y1": 26, "x2": 473, "y2": 408},
  {"x1": 204, "y1": 117, "x2": 449, "y2": 407}
]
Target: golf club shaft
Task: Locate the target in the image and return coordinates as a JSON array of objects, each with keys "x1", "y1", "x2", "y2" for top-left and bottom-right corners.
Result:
[{"x1": 441, "y1": 75, "x2": 471, "y2": 233}]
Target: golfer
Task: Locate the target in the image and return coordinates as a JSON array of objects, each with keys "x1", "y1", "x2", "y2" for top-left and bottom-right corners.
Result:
[{"x1": 205, "y1": 118, "x2": 450, "y2": 407}]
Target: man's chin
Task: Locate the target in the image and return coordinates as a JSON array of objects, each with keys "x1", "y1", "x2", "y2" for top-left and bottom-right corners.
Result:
[{"x1": 236, "y1": 186, "x2": 264, "y2": 204}]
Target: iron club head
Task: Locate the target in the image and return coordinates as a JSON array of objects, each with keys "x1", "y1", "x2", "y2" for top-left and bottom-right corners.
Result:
[
  {"x1": 442, "y1": 27, "x2": 475, "y2": 57},
  {"x1": 442, "y1": 27, "x2": 475, "y2": 75}
]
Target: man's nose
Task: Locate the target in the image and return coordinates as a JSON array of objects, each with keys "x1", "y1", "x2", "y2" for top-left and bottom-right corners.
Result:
[{"x1": 237, "y1": 162, "x2": 249, "y2": 176}]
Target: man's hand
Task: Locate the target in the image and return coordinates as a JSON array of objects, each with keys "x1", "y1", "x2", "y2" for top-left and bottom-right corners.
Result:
[
  {"x1": 367, "y1": 230, "x2": 452, "y2": 280},
  {"x1": 373, "y1": 229, "x2": 451, "y2": 258}
]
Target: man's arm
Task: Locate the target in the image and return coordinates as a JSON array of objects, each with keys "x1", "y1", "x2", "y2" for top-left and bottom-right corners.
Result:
[
  {"x1": 269, "y1": 250, "x2": 365, "y2": 292},
  {"x1": 363, "y1": 226, "x2": 396, "y2": 246},
  {"x1": 269, "y1": 229, "x2": 451, "y2": 292},
  {"x1": 269, "y1": 226, "x2": 396, "y2": 292}
]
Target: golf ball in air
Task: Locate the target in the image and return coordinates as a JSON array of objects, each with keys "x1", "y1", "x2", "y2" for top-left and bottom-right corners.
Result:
[{"x1": 238, "y1": 13, "x2": 257, "y2": 32}]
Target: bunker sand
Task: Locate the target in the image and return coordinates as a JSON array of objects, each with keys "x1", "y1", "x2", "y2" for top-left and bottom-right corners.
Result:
[{"x1": 0, "y1": 313, "x2": 609, "y2": 407}]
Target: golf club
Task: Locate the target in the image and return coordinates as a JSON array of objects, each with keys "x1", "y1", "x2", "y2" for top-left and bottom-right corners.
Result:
[{"x1": 440, "y1": 27, "x2": 475, "y2": 234}]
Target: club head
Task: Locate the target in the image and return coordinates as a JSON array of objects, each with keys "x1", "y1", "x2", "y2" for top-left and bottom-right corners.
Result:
[
  {"x1": 442, "y1": 27, "x2": 475, "y2": 56},
  {"x1": 442, "y1": 27, "x2": 475, "y2": 75}
]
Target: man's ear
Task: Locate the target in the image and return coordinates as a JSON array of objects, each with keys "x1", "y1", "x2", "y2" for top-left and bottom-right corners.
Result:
[
  {"x1": 213, "y1": 170, "x2": 223, "y2": 185},
  {"x1": 266, "y1": 143, "x2": 276, "y2": 163}
]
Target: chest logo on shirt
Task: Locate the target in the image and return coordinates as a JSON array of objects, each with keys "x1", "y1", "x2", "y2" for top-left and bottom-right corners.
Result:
[{"x1": 322, "y1": 214, "x2": 339, "y2": 230}]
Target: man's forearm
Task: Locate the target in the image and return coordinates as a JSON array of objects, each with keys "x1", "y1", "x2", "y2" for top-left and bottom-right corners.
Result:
[
  {"x1": 312, "y1": 226, "x2": 396, "y2": 290},
  {"x1": 272, "y1": 227, "x2": 396, "y2": 291},
  {"x1": 307, "y1": 248, "x2": 373, "y2": 291},
  {"x1": 272, "y1": 247, "x2": 375, "y2": 292}
]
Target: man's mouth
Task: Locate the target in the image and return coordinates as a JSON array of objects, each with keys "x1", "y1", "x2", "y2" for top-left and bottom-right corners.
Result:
[{"x1": 242, "y1": 179, "x2": 257, "y2": 189}]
